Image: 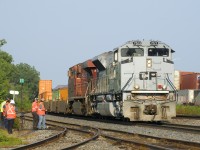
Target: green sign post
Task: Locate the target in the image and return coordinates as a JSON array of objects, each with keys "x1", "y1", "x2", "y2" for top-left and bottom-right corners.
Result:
[
  {"x1": 19, "y1": 78, "x2": 24, "y2": 129},
  {"x1": 20, "y1": 78, "x2": 24, "y2": 84}
]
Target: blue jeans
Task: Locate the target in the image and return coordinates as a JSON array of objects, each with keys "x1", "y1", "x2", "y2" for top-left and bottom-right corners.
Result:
[
  {"x1": 37, "y1": 115, "x2": 46, "y2": 129},
  {"x1": 7, "y1": 119, "x2": 14, "y2": 134},
  {"x1": 3, "y1": 116, "x2": 8, "y2": 129}
]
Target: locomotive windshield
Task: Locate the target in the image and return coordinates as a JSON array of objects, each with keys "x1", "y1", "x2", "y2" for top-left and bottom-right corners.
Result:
[
  {"x1": 148, "y1": 48, "x2": 169, "y2": 57},
  {"x1": 121, "y1": 48, "x2": 144, "y2": 57}
]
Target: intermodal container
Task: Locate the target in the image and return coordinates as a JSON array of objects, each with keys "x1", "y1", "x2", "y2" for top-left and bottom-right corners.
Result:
[
  {"x1": 60, "y1": 87, "x2": 68, "y2": 101},
  {"x1": 52, "y1": 90, "x2": 59, "y2": 101},
  {"x1": 39, "y1": 80, "x2": 52, "y2": 94},
  {"x1": 53, "y1": 85, "x2": 68, "y2": 101},
  {"x1": 180, "y1": 72, "x2": 200, "y2": 90},
  {"x1": 39, "y1": 91, "x2": 52, "y2": 100}
]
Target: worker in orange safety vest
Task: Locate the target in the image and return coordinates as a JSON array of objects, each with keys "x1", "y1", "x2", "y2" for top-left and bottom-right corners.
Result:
[
  {"x1": 3, "y1": 99, "x2": 10, "y2": 129},
  {"x1": 37, "y1": 99, "x2": 46, "y2": 130},
  {"x1": 5, "y1": 99, "x2": 17, "y2": 134},
  {"x1": 32, "y1": 98, "x2": 39, "y2": 130}
]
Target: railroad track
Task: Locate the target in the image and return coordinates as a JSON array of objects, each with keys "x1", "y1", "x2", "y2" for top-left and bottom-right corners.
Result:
[
  {"x1": 14, "y1": 115, "x2": 200, "y2": 150},
  {"x1": 175, "y1": 114, "x2": 200, "y2": 119},
  {"x1": 49, "y1": 112, "x2": 200, "y2": 134},
  {"x1": 136, "y1": 122, "x2": 200, "y2": 134},
  {"x1": 12, "y1": 116, "x2": 99, "y2": 150},
  {"x1": 101, "y1": 128, "x2": 200, "y2": 150},
  {"x1": 12, "y1": 121, "x2": 67, "y2": 150}
]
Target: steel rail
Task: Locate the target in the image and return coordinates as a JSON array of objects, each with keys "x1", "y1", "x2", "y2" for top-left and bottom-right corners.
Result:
[
  {"x1": 12, "y1": 121, "x2": 67, "y2": 150},
  {"x1": 175, "y1": 114, "x2": 200, "y2": 119},
  {"x1": 23, "y1": 115, "x2": 200, "y2": 149},
  {"x1": 61, "y1": 127, "x2": 100, "y2": 150},
  {"x1": 136, "y1": 122, "x2": 200, "y2": 134},
  {"x1": 101, "y1": 134, "x2": 171, "y2": 150},
  {"x1": 101, "y1": 128, "x2": 200, "y2": 150},
  {"x1": 19, "y1": 116, "x2": 100, "y2": 150}
]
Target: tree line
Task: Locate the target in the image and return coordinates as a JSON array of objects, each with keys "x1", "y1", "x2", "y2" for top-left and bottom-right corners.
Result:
[{"x1": 0, "y1": 47, "x2": 40, "y2": 104}]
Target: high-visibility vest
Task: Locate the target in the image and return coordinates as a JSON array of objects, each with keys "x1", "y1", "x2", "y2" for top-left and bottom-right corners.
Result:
[
  {"x1": 6, "y1": 104, "x2": 16, "y2": 119},
  {"x1": 37, "y1": 102, "x2": 45, "y2": 116},
  {"x1": 32, "y1": 101, "x2": 38, "y2": 112}
]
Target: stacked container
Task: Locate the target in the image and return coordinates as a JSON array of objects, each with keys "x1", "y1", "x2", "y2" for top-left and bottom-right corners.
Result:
[
  {"x1": 180, "y1": 72, "x2": 200, "y2": 90},
  {"x1": 52, "y1": 85, "x2": 68, "y2": 101},
  {"x1": 39, "y1": 80, "x2": 52, "y2": 100},
  {"x1": 174, "y1": 71, "x2": 200, "y2": 90}
]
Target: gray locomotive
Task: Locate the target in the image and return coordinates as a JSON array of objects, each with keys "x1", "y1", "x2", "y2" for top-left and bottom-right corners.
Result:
[{"x1": 65, "y1": 40, "x2": 176, "y2": 121}]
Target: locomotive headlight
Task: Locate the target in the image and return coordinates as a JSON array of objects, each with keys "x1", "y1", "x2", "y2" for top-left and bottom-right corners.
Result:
[
  {"x1": 134, "y1": 85, "x2": 140, "y2": 90},
  {"x1": 162, "y1": 85, "x2": 167, "y2": 90},
  {"x1": 146, "y1": 59, "x2": 152, "y2": 68}
]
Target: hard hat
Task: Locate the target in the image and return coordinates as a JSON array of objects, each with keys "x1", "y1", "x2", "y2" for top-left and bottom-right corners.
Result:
[{"x1": 10, "y1": 99, "x2": 15, "y2": 104}]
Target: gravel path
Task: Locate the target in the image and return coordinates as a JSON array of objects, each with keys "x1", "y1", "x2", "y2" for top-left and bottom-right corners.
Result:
[
  {"x1": 43, "y1": 114, "x2": 200, "y2": 144},
  {"x1": 1, "y1": 114, "x2": 200, "y2": 150}
]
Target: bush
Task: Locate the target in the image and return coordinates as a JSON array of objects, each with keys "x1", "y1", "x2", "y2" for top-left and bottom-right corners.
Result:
[
  {"x1": 176, "y1": 105, "x2": 200, "y2": 115},
  {"x1": 15, "y1": 98, "x2": 32, "y2": 112},
  {"x1": 13, "y1": 118, "x2": 20, "y2": 130}
]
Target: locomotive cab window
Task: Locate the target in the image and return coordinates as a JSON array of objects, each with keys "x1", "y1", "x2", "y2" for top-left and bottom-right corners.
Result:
[
  {"x1": 148, "y1": 48, "x2": 169, "y2": 57},
  {"x1": 121, "y1": 48, "x2": 144, "y2": 57}
]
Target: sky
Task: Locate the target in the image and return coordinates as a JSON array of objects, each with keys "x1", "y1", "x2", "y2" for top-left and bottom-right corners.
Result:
[{"x1": 0, "y1": 0, "x2": 200, "y2": 88}]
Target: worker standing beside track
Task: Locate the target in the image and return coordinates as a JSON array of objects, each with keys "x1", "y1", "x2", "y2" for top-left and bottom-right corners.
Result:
[
  {"x1": 0, "y1": 99, "x2": 6, "y2": 127},
  {"x1": 5, "y1": 99, "x2": 17, "y2": 134},
  {"x1": 37, "y1": 99, "x2": 46, "y2": 130},
  {"x1": 3, "y1": 99, "x2": 10, "y2": 129},
  {"x1": 32, "y1": 98, "x2": 38, "y2": 130}
]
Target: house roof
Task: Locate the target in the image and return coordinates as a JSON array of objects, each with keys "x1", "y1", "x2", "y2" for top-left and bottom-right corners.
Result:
[{"x1": 53, "y1": 85, "x2": 68, "y2": 90}]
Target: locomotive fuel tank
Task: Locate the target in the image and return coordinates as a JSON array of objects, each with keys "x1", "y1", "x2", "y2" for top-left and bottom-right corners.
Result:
[{"x1": 97, "y1": 102, "x2": 116, "y2": 117}]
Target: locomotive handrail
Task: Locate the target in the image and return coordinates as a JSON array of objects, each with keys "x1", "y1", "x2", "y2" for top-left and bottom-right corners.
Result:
[
  {"x1": 166, "y1": 73, "x2": 178, "y2": 101},
  {"x1": 121, "y1": 73, "x2": 134, "y2": 91}
]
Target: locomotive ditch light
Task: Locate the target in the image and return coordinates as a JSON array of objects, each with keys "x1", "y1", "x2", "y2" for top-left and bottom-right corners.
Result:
[
  {"x1": 134, "y1": 85, "x2": 140, "y2": 90},
  {"x1": 162, "y1": 85, "x2": 167, "y2": 90}
]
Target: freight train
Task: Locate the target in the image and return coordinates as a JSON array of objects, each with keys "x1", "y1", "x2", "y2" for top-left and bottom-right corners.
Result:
[{"x1": 44, "y1": 40, "x2": 177, "y2": 121}]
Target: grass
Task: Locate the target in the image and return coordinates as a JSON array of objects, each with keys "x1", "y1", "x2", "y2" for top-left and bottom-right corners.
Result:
[
  {"x1": 0, "y1": 117, "x2": 22, "y2": 148},
  {"x1": 0, "y1": 129, "x2": 22, "y2": 147},
  {"x1": 176, "y1": 105, "x2": 200, "y2": 115}
]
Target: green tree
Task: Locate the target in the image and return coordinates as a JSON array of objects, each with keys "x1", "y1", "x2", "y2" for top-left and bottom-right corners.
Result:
[
  {"x1": 0, "y1": 50, "x2": 14, "y2": 99},
  {"x1": 10, "y1": 63, "x2": 40, "y2": 101},
  {"x1": 0, "y1": 40, "x2": 40, "y2": 111}
]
